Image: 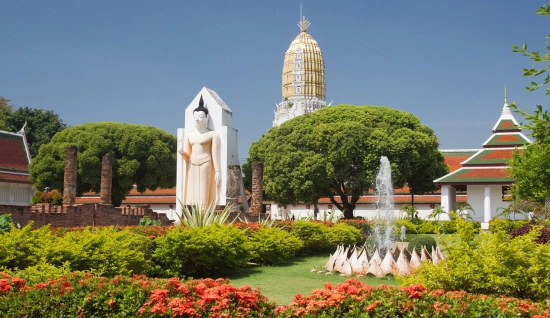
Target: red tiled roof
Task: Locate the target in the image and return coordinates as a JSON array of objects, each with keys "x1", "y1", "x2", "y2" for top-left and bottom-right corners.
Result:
[
  {"x1": 0, "y1": 132, "x2": 29, "y2": 172},
  {"x1": 435, "y1": 167, "x2": 512, "y2": 184},
  {"x1": 0, "y1": 172, "x2": 32, "y2": 184},
  {"x1": 444, "y1": 155, "x2": 471, "y2": 172}
]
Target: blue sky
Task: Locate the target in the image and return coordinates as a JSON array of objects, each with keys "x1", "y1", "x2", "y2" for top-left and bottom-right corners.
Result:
[{"x1": 1, "y1": 1, "x2": 547, "y2": 162}]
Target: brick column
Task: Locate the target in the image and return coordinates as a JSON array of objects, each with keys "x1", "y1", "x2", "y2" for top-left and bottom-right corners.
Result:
[
  {"x1": 251, "y1": 162, "x2": 263, "y2": 214},
  {"x1": 226, "y1": 165, "x2": 241, "y2": 212},
  {"x1": 100, "y1": 153, "x2": 113, "y2": 205},
  {"x1": 63, "y1": 145, "x2": 78, "y2": 205}
]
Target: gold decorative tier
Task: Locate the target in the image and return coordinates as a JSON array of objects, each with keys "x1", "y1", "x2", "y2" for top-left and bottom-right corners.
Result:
[{"x1": 281, "y1": 17, "x2": 325, "y2": 100}]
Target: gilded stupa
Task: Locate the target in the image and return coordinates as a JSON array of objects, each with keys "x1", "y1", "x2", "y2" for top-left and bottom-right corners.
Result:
[{"x1": 273, "y1": 15, "x2": 326, "y2": 127}]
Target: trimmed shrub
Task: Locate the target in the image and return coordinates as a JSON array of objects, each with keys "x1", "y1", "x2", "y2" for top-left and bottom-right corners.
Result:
[
  {"x1": 151, "y1": 224, "x2": 250, "y2": 278},
  {"x1": 339, "y1": 219, "x2": 372, "y2": 240},
  {"x1": 407, "y1": 235, "x2": 437, "y2": 253},
  {"x1": 247, "y1": 227, "x2": 303, "y2": 265},
  {"x1": 416, "y1": 221, "x2": 441, "y2": 234},
  {"x1": 31, "y1": 190, "x2": 63, "y2": 205},
  {"x1": 510, "y1": 223, "x2": 550, "y2": 244},
  {"x1": 0, "y1": 224, "x2": 56, "y2": 270},
  {"x1": 395, "y1": 219, "x2": 418, "y2": 235},
  {"x1": 0, "y1": 214, "x2": 14, "y2": 233},
  {"x1": 43, "y1": 227, "x2": 151, "y2": 276},
  {"x1": 289, "y1": 221, "x2": 331, "y2": 255},
  {"x1": 325, "y1": 223, "x2": 362, "y2": 247},
  {"x1": 490, "y1": 218, "x2": 515, "y2": 233},
  {"x1": 440, "y1": 220, "x2": 458, "y2": 234},
  {"x1": 400, "y1": 217, "x2": 550, "y2": 301}
]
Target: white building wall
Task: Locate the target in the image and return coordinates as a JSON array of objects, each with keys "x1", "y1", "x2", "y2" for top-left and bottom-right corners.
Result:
[
  {"x1": 0, "y1": 183, "x2": 34, "y2": 206},
  {"x1": 467, "y1": 184, "x2": 511, "y2": 224}
]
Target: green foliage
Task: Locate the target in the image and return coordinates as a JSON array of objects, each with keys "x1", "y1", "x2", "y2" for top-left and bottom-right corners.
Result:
[
  {"x1": 324, "y1": 223, "x2": 362, "y2": 247},
  {"x1": 489, "y1": 218, "x2": 529, "y2": 234},
  {"x1": 0, "y1": 224, "x2": 56, "y2": 270},
  {"x1": 29, "y1": 122, "x2": 177, "y2": 206},
  {"x1": 508, "y1": 5, "x2": 550, "y2": 205},
  {"x1": 7, "y1": 106, "x2": 68, "y2": 158},
  {"x1": 400, "y1": 216, "x2": 550, "y2": 301},
  {"x1": 407, "y1": 235, "x2": 437, "y2": 253},
  {"x1": 0, "y1": 214, "x2": 14, "y2": 233},
  {"x1": 138, "y1": 216, "x2": 162, "y2": 226},
  {"x1": 177, "y1": 202, "x2": 234, "y2": 227},
  {"x1": 31, "y1": 190, "x2": 63, "y2": 205},
  {"x1": 400, "y1": 205, "x2": 417, "y2": 220},
  {"x1": 0, "y1": 97, "x2": 14, "y2": 130},
  {"x1": 247, "y1": 105, "x2": 447, "y2": 219},
  {"x1": 416, "y1": 220, "x2": 441, "y2": 234},
  {"x1": 395, "y1": 218, "x2": 418, "y2": 235},
  {"x1": 289, "y1": 221, "x2": 331, "y2": 255},
  {"x1": 151, "y1": 224, "x2": 250, "y2": 278},
  {"x1": 247, "y1": 227, "x2": 303, "y2": 265},
  {"x1": 9, "y1": 262, "x2": 73, "y2": 285},
  {"x1": 43, "y1": 227, "x2": 151, "y2": 276}
]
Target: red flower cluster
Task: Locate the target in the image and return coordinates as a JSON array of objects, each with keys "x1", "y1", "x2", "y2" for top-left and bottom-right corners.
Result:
[{"x1": 138, "y1": 277, "x2": 274, "y2": 317}]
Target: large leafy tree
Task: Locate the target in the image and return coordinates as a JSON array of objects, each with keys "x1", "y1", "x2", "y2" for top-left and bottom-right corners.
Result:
[
  {"x1": 508, "y1": 4, "x2": 550, "y2": 205},
  {"x1": 248, "y1": 105, "x2": 448, "y2": 219},
  {"x1": 0, "y1": 97, "x2": 14, "y2": 130},
  {"x1": 7, "y1": 106, "x2": 68, "y2": 158},
  {"x1": 30, "y1": 122, "x2": 177, "y2": 206}
]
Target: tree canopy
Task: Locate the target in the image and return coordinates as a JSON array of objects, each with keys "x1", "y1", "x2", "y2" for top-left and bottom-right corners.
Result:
[
  {"x1": 247, "y1": 105, "x2": 448, "y2": 219},
  {"x1": 0, "y1": 96, "x2": 68, "y2": 157},
  {"x1": 508, "y1": 4, "x2": 550, "y2": 205},
  {"x1": 0, "y1": 97, "x2": 14, "y2": 130},
  {"x1": 7, "y1": 106, "x2": 68, "y2": 158},
  {"x1": 30, "y1": 122, "x2": 177, "y2": 206}
]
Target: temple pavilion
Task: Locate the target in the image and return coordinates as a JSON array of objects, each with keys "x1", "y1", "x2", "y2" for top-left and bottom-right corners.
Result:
[{"x1": 434, "y1": 88, "x2": 531, "y2": 229}]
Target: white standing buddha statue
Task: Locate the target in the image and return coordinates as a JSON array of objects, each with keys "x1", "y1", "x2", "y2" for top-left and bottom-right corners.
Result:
[{"x1": 178, "y1": 95, "x2": 221, "y2": 209}]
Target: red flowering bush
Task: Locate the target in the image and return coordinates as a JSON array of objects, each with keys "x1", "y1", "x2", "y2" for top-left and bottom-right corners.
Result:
[
  {"x1": 275, "y1": 278, "x2": 550, "y2": 317},
  {"x1": 0, "y1": 272, "x2": 276, "y2": 317}
]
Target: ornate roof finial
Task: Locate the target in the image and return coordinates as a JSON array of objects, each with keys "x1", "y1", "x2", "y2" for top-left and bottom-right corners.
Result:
[
  {"x1": 297, "y1": 5, "x2": 311, "y2": 33},
  {"x1": 504, "y1": 85, "x2": 508, "y2": 106}
]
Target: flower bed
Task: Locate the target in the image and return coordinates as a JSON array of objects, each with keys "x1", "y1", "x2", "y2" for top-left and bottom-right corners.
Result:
[
  {"x1": 276, "y1": 279, "x2": 550, "y2": 317},
  {"x1": 2, "y1": 273, "x2": 549, "y2": 317},
  {"x1": 0, "y1": 272, "x2": 276, "y2": 317}
]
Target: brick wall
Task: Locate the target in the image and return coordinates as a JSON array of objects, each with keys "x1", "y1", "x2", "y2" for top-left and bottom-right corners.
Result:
[{"x1": 0, "y1": 204, "x2": 172, "y2": 229}]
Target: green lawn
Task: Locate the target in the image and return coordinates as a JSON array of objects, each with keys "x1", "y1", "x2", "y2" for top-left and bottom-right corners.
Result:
[{"x1": 224, "y1": 255, "x2": 399, "y2": 305}]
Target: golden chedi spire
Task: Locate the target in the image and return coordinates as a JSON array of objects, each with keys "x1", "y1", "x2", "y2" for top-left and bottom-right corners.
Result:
[
  {"x1": 282, "y1": 16, "x2": 325, "y2": 100},
  {"x1": 273, "y1": 15, "x2": 327, "y2": 127}
]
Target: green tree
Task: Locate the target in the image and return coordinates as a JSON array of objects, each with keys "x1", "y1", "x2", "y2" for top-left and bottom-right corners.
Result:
[
  {"x1": 7, "y1": 106, "x2": 68, "y2": 158},
  {"x1": 248, "y1": 105, "x2": 448, "y2": 219},
  {"x1": 30, "y1": 122, "x2": 177, "y2": 206},
  {"x1": 508, "y1": 4, "x2": 550, "y2": 204},
  {"x1": 0, "y1": 97, "x2": 14, "y2": 130}
]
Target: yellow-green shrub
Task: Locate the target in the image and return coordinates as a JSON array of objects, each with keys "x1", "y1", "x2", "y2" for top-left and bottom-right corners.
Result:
[
  {"x1": 151, "y1": 224, "x2": 250, "y2": 278},
  {"x1": 247, "y1": 227, "x2": 303, "y2": 265},
  {"x1": 43, "y1": 227, "x2": 150, "y2": 276},
  {"x1": 325, "y1": 223, "x2": 362, "y2": 247},
  {"x1": 416, "y1": 221, "x2": 441, "y2": 234},
  {"x1": 395, "y1": 219, "x2": 418, "y2": 235},
  {"x1": 400, "y1": 217, "x2": 550, "y2": 301},
  {"x1": 290, "y1": 221, "x2": 331, "y2": 255},
  {"x1": 0, "y1": 224, "x2": 56, "y2": 270}
]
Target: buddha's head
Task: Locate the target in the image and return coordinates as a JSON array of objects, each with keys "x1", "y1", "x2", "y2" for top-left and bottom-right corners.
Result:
[{"x1": 193, "y1": 95, "x2": 209, "y2": 129}]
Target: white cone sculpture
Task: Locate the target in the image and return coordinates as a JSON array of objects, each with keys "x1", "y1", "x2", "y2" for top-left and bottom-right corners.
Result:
[{"x1": 324, "y1": 244, "x2": 444, "y2": 277}]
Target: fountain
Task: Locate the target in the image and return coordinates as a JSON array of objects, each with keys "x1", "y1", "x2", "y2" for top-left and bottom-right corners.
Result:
[{"x1": 322, "y1": 156, "x2": 444, "y2": 277}]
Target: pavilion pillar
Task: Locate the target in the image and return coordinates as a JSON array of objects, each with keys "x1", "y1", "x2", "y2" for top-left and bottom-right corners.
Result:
[
  {"x1": 482, "y1": 186, "x2": 492, "y2": 230},
  {"x1": 440, "y1": 185, "x2": 456, "y2": 215}
]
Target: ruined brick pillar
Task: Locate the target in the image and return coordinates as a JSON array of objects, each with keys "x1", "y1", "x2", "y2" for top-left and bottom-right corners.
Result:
[
  {"x1": 251, "y1": 162, "x2": 263, "y2": 214},
  {"x1": 226, "y1": 165, "x2": 242, "y2": 212},
  {"x1": 100, "y1": 153, "x2": 112, "y2": 205},
  {"x1": 63, "y1": 145, "x2": 78, "y2": 205}
]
